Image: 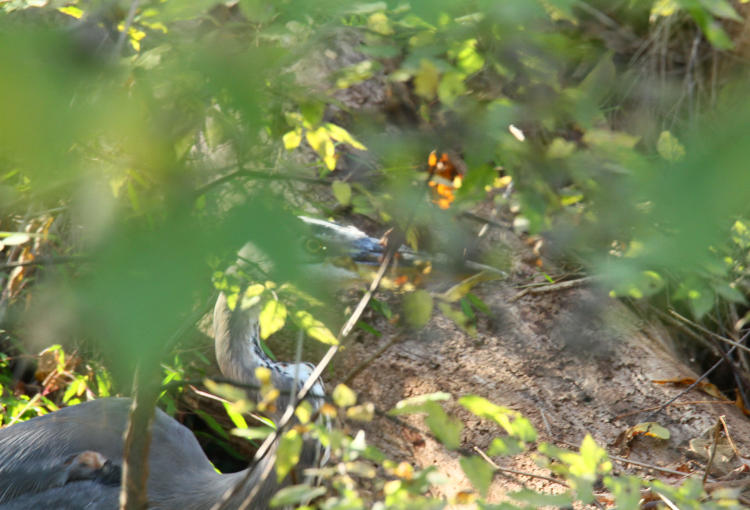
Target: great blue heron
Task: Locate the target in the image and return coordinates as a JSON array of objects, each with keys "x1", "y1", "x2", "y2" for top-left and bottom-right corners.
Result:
[
  {"x1": 0, "y1": 215, "x2": 488, "y2": 509},
  {"x1": 0, "y1": 217, "x2": 369, "y2": 510}
]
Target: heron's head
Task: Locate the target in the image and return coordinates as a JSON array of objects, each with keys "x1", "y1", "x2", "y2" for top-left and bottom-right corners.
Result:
[
  {"x1": 298, "y1": 216, "x2": 384, "y2": 265},
  {"x1": 214, "y1": 216, "x2": 391, "y2": 365},
  {"x1": 227, "y1": 215, "x2": 397, "y2": 294}
]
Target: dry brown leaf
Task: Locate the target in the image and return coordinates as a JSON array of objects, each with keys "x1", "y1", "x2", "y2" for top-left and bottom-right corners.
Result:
[{"x1": 653, "y1": 377, "x2": 725, "y2": 399}]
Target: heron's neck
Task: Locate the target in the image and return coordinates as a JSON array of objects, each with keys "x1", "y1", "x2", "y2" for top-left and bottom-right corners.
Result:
[
  {"x1": 213, "y1": 291, "x2": 326, "y2": 422},
  {"x1": 213, "y1": 292, "x2": 271, "y2": 385}
]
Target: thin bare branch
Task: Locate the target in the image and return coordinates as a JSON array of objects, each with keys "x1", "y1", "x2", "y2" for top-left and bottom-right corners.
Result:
[{"x1": 114, "y1": 0, "x2": 140, "y2": 57}]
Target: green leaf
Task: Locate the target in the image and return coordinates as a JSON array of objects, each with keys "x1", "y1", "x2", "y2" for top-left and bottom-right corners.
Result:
[
  {"x1": 656, "y1": 130, "x2": 685, "y2": 162},
  {"x1": 222, "y1": 402, "x2": 249, "y2": 429},
  {"x1": 346, "y1": 402, "x2": 375, "y2": 421},
  {"x1": 155, "y1": 0, "x2": 218, "y2": 22},
  {"x1": 335, "y1": 60, "x2": 378, "y2": 89},
  {"x1": 356, "y1": 320, "x2": 381, "y2": 337},
  {"x1": 459, "y1": 395, "x2": 537, "y2": 442},
  {"x1": 459, "y1": 297, "x2": 475, "y2": 322},
  {"x1": 360, "y1": 44, "x2": 400, "y2": 58},
  {"x1": 62, "y1": 378, "x2": 84, "y2": 404},
  {"x1": 259, "y1": 299, "x2": 287, "y2": 340},
  {"x1": 487, "y1": 436, "x2": 524, "y2": 456},
  {"x1": 542, "y1": 0, "x2": 579, "y2": 23},
  {"x1": 414, "y1": 59, "x2": 440, "y2": 100},
  {"x1": 630, "y1": 422, "x2": 670, "y2": 440},
  {"x1": 698, "y1": 0, "x2": 741, "y2": 21},
  {"x1": 690, "y1": 14, "x2": 734, "y2": 49},
  {"x1": 402, "y1": 289, "x2": 433, "y2": 328},
  {"x1": 231, "y1": 426, "x2": 273, "y2": 441},
  {"x1": 583, "y1": 129, "x2": 640, "y2": 149},
  {"x1": 713, "y1": 283, "x2": 747, "y2": 304},
  {"x1": 511, "y1": 416, "x2": 537, "y2": 443},
  {"x1": 367, "y1": 12, "x2": 394, "y2": 35},
  {"x1": 579, "y1": 52, "x2": 616, "y2": 106},
  {"x1": 194, "y1": 409, "x2": 230, "y2": 440},
  {"x1": 687, "y1": 286, "x2": 715, "y2": 319},
  {"x1": 294, "y1": 310, "x2": 338, "y2": 345},
  {"x1": 460, "y1": 455, "x2": 494, "y2": 498},
  {"x1": 438, "y1": 271, "x2": 502, "y2": 303},
  {"x1": 300, "y1": 101, "x2": 325, "y2": 126},
  {"x1": 276, "y1": 429, "x2": 303, "y2": 482},
  {"x1": 466, "y1": 293, "x2": 490, "y2": 315},
  {"x1": 606, "y1": 475, "x2": 642, "y2": 510},
  {"x1": 452, "y1": 38, "x2": 484, "y2": 74},
  {"x1": 510, "y1": 488, "x2": 573, "y2": 507},
  {"x1": 332, "y1": 180, "x2": 352, "y2": 206},
  {"x1": 547, "y1": 137, "x2": 576, "y2": 159},
  {"x1": 573, "y1": 435, "x2": 612, "y2": 477},
  {"x1": 332, "y1": 383, "x2": 357, "y2": 408},
  {"x1": 270, "y1": 484, "x2": 326, "y2": 508},
  {"x1": 389, "y1": 392, "x2": 452, "y2": 415},
  {"x1": 424, "y1": 402, "x2": 462, "y2": 450},
  {"x1": 438, "y1": 71, "x2": 466, "y2": 106},
  {"x1": 345, "y1": 2, "x2": 388, "y2": 15},
  {"x1": 370, "y1": 298, "x2": 392, "y2": 319},
  {"x1": 204, "y1": 379, "x2": 248, "y2": 403}
]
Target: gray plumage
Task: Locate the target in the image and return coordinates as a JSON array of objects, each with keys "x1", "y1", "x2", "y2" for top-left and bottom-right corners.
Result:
[
  {"x1": 0, "y1": 292, "x2": 326, "y2": 510},
  {"x1": 0, "y1": 217, "x2": 376, "y2": 509}
]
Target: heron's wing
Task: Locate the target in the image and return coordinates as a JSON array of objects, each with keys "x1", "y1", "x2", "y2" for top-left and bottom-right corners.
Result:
[
  {"x1": 0, "y1": 481, "x2": 119, "y2": 510},
  {"x1": 0, "y1": 398, "x2": 220, "y2": 506}
]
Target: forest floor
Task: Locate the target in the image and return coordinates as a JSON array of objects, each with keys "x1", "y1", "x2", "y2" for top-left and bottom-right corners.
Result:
[{"x1": 330, "y1": 216, "x2": 750, "y2": 507}]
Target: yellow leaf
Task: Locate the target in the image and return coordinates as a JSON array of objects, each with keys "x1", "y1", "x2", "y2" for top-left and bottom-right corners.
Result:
[
  {"x1": 58, "y1": 6, "x2": 84, "y2": 19},
  {"x1": 650, "y1": 0, "x2": 680, "y2": 21},
  {"x1": 656, "y1": 130, "x2": 685, "y2": 162},
  {"x1": 307, "y1": 127, "x2": 336, "y2": 170},
  {"x1": 346, "y1": 402, "x2": 375, "y2": 421},
  {"x1": 393, "y1": 461, "x2": 414, "y2": 480},
  {"x1": 282, "y1": 129, "x2": 302, "y2": 150},
  {"x1": 239, "y1": 284, "x2": 265, "y2": 311},
  {"x1": 332, "y1": 383, "x2": 357, "y2": 408},
  {"x1": 295, "y1": 401, "x2": 314, "y2": 424},
  {"x1": 583, "y1": 129, "x2": 640, "y2": 149},
  {"x1": 294, "y1": 310, "x2": 338, "y2": 345},
  {"x1": 367, "y1": 12, "x2": 394, "y2": 35},
  {"x1": 259, "y1": 299, "x2": 287, "y2": 339},
  {"x1": 255, "y1": 366, "x2": 272, "y2": 385},
  {"x1": 324, "y1": 123, "x2": 367, "y2": 150},
  {"x1": 438, "y1": 271, "x2": 502, "y2": 303},
  {"x1": 305, "y1": 127, "x2": 329, "y2": 154}
]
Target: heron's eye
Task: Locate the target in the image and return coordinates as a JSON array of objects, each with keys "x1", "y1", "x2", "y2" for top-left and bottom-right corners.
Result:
[{"x1": 304, "y1": 238, "x2": 325, "y2": 254}]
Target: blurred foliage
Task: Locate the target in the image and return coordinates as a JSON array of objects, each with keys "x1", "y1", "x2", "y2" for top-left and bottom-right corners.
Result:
[
  {"x1": 237, "y1": 385, "x2": 737, "y2": 509},
  {"x1": 1, "y1": 0, "x2": 750, "y2": 507}
]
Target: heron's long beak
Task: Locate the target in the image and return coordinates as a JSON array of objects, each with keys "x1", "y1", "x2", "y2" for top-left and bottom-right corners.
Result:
[{"x1": 298, "y1": 216, "x2": 506, "y2": 282}]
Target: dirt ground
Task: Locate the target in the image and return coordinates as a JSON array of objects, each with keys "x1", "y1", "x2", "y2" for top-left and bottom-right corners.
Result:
[{"x1": 330, "y1": 222, "x2": 750, "y2": 506}]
